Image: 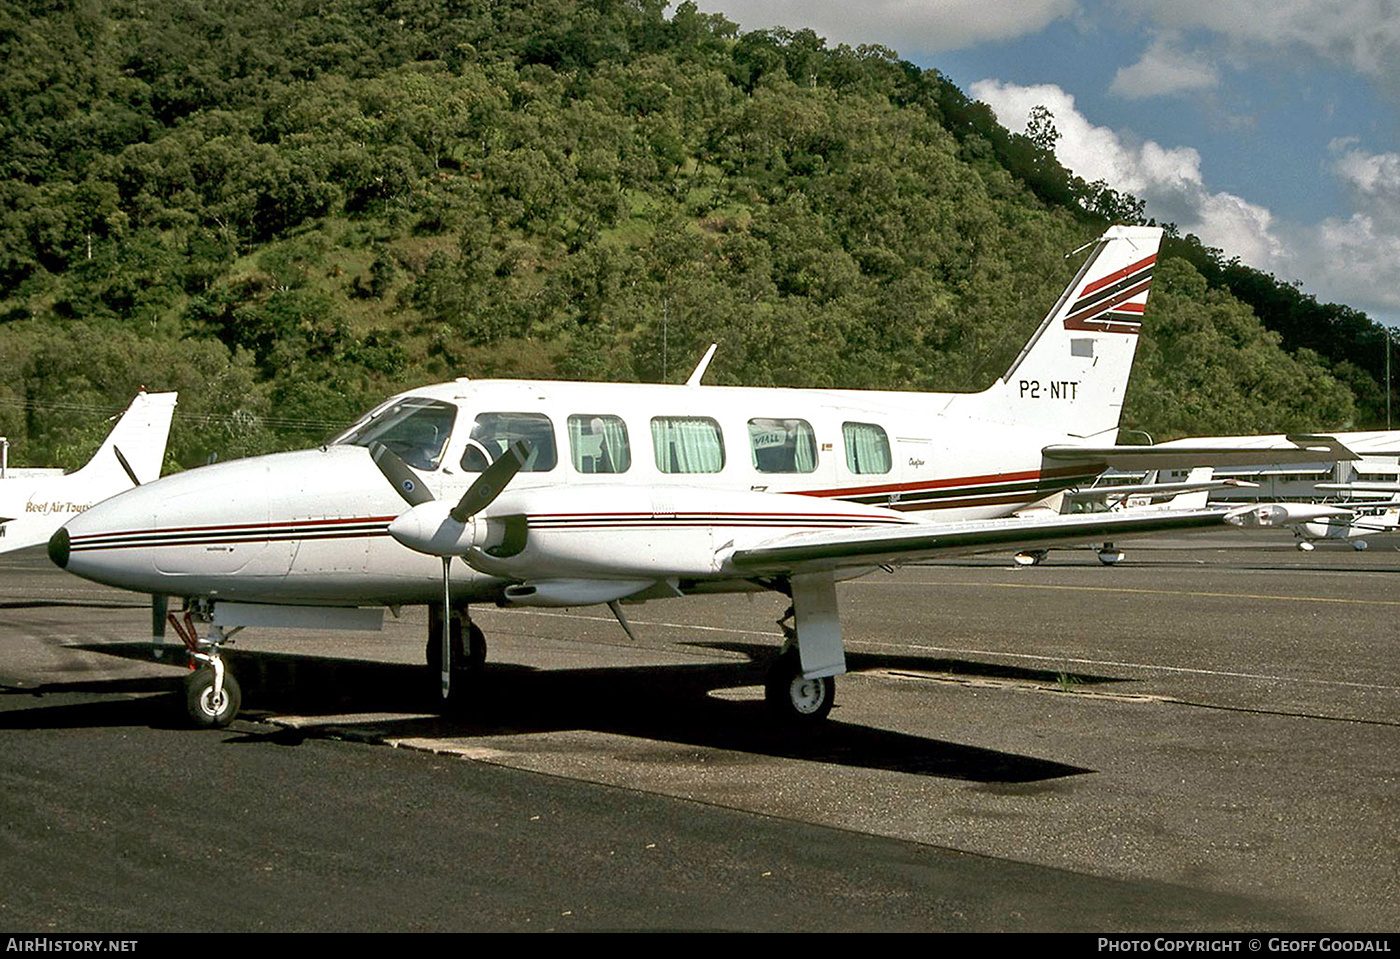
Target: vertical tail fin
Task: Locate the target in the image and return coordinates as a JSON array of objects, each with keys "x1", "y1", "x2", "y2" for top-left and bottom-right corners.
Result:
[
  {"x1": 1165, "y1": 466, "x2": 1214, "y2": 509},
  {"x1": 987, "y1": 225, "x2": 1163, "y2": 439},
  {"x1": 70, "y1": 391, "x2": 178, "y2": 486}
]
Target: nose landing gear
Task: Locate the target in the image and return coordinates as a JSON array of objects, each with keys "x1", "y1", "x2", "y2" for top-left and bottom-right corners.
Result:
[
  {"x1": 183, "y1": 659, "x2": 241, "y2": 728},
  {"x1": 167, "y1": 608, "x2": 242, "y2": 728}
]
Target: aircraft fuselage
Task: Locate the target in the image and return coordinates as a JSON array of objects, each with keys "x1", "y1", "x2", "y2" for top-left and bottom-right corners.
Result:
[{"x1": 53, "y1": 377, "x2": 1101, "y2": 606}]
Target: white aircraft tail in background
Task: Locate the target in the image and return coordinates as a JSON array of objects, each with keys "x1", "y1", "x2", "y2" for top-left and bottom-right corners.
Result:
[{"x1": 0, "y1": 391, "x2": 177, "y2": 553}]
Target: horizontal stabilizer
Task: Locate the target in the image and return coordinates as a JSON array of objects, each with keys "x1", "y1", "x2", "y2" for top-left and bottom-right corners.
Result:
[{"x1": 1044, "y1": 434, "x2": 1358, "y2": 471}]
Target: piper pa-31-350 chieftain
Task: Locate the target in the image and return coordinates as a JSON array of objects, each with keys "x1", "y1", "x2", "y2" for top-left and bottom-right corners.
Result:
[
  {"x1": 1, "y1": 390, "x2": 176, "y2": 553},
  {"x1": 50, "y1": 226, "x2": 1284, "y2": 729}
]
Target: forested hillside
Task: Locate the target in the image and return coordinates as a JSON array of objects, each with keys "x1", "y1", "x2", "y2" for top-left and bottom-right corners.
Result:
[{"x1": 0, "y1": 0, "x2": 1380, "y2": 468}]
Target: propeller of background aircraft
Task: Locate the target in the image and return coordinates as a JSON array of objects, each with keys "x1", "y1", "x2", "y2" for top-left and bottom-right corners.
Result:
[{"x1": 368, "y1": 439, "x2": 531, "y2": 699}]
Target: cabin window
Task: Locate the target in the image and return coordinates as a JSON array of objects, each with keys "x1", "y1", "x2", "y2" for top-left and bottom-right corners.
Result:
[
  {"x1": 461, "y1": 412, "x2": 557, "y2": 472},
  {"x1": 748, "y1": 418, "x2": 817, "y2": 473},
  {"x1": 843, "y1": 422, "x2": 891, "y2": 475},
  {"x1": 334, "y1": 397, "x2": 457, "y2": 471},
  {"x1": 651, "y1": 417, "x2": 724, "y2": 473},
  {"x1": 568, "y1": 415, "x2": 631, "y2": 474}
]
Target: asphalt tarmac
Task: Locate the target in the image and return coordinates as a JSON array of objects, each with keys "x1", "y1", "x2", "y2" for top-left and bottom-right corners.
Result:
[{"x1": 2, "y1": 535, "x2": 1397, "y2": 932}]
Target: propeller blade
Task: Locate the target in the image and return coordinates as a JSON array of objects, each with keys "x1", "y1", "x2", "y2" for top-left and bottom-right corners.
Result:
[
  {"x1": 441, "y1": 557, "x2": 452, "y2": 700},
  {"x1": 368, "y1": 442, "x2": 435, "y2": 507},
  {"x1": 113, "y1": 446, "x2": 141, "y2": 487},
  {"x1": 450, "y1": 440, "x2": 531, "y2": 523}
]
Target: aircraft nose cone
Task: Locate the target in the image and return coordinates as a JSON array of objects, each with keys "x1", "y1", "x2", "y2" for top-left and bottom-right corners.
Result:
[{"x1": 48, "y1": 526, "x2": 70, "y2": 569}]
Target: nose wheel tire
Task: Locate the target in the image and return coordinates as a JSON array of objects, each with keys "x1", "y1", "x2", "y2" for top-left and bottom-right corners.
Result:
[
  {"x1": 765, "y1": 650, "x2": 835, "y2": 724},
  {"x1": 184, "y1": 668, "x2": 241, "y2": 728}
]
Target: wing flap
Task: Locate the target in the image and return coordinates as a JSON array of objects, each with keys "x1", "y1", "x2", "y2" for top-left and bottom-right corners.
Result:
[{"x1": 729, "y1": 507, "x2": 1234, "y2": 573}]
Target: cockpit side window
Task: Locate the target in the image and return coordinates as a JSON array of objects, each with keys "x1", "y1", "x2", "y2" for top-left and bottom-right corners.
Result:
[
  {"x1": 334, "y1": 397, "x2": 457, "y2": 471},
  {"x1": 461, "y1": 412, "x2": 557, "y2": 472}
]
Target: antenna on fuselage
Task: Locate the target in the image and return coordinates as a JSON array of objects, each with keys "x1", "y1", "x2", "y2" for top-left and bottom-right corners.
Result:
[{"x1": 686, "y1": 343, "x2": 718, "y2": 387}]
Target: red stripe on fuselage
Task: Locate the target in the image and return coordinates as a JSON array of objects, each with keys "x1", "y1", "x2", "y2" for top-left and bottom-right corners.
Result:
[{"x1": 798, "y1": 464, "x2": 1092, "y2": 500}]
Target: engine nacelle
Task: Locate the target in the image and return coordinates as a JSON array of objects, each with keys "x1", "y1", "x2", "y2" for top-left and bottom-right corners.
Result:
[
  {"x1": 463, "y1": 484, "x2": 911, "y2": 582},
  {"x1": 501, "y1": 579, "x2": 655, "y2": 607}
]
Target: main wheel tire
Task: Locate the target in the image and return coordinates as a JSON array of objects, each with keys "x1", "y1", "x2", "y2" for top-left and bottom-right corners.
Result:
[
  {"x1": 464, "y1": 621, "x2": 486, "y2": 673},
  {"x1": 184, "y1": 668, "x2": 241, "y2": 729},
  {"x1": 765, "y1": 650, "x2": 834, "y2": 724},
  {"x1": 426, "y1": 613, "x2": 486, "y2": 675}
]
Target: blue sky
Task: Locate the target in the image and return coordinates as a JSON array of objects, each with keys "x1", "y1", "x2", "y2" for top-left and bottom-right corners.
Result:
[{"x1": 691, "y1": 0, "x2": 1400, "y2": 326}]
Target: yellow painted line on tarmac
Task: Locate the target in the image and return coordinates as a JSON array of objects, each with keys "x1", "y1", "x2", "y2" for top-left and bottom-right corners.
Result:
[{"x1": 854, "y1": 639, "x2": 1400, "y2": 692}]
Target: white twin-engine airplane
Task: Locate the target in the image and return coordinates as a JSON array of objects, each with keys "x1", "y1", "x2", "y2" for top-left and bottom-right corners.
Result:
[
  {"x1": 1, "y1": 390, "x2": 177, "y2": 553},
  {"x1": 51, "y1": 226, "x2": 1261, "y2": 729}
]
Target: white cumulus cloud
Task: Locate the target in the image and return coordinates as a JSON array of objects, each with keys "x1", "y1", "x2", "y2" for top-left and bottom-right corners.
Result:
[
  {"x1": 1306, "y1": 142, "x2": 1400, "y2": 315},
  {"x1": 1109, "y1": 35, "x2": 1221, "y2": 99},
  {"x1": 1112, "y1": 0, "x2": 1400, "y2": 97},
  {"x1": 974, "y1": 79, "x2": 1400, "y2": 319},
  {"x1": 972, "y1": 80, "x2": 1285, "y2": 264}
]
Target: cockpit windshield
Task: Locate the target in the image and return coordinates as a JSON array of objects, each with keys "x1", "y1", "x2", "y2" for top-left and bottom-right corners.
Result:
[{"x1": 333, "y1": 397, "x2": 457, "y2": 470}]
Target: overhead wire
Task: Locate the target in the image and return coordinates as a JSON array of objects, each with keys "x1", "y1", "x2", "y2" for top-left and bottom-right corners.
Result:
[{"x1": 0, "y1": 396, "x2": 353, "y2": 436}]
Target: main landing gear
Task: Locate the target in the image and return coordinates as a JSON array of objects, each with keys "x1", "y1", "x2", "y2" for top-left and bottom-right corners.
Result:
[
  {"x1": 166, "y1": 608, "x2": 242, "y2": 729},
  {"x1": 426, "y1": 603, "x2": 486, "y2": 708},
  {"x1": 762, "y1": 574, "x2": 843, "y2": 726},
  {"x1": 765, "y1": 647, "x2": 835, "y2": 723}
]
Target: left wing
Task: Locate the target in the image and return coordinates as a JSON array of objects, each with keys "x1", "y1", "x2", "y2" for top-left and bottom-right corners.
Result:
[{"x1": 729, "y1": 506, "x2": 1237, "y2": 574}]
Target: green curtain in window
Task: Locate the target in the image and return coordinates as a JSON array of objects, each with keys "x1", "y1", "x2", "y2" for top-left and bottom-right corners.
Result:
[
  {"x1": 843, "y1": 422, "x2": 890, "y2": 474},
  {"x1": 652, "y1": 417, "x2": 724, "y2": 473}
]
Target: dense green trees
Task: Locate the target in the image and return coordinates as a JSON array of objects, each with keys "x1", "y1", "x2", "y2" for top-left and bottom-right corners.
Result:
[{"x1": 0, "y1": 0, "x2": 1375, "y2": 469}]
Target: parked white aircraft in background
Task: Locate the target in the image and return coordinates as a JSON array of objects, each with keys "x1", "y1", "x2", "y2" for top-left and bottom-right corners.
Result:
[
  {"x1": 1278, "y1": 499, "x2": 1400, "y2": 550},
  {"x1": 51, "y1": 226, "x2": 1302, "y2": 730},
  {"x1": 1, "y1": 391, "x2": 177, "y2": 553},
  {"x1": 1078, "y1": 433, "x2": 1400, "y2": 552}
]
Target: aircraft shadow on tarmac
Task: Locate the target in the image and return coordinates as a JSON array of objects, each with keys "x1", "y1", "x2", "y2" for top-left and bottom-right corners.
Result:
[
  {"x1": 1, "y1": 641, "x2": 1098, "y2": 783},
  {"x1": 0, "y1": 599, "x2": 151, "y2": 611}
]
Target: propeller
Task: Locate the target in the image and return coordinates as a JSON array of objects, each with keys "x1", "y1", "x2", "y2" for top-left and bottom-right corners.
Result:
[
  {"x1": 368, "y1": 439, "x2": 531, "y2": 701},
  {"x1": 369, "y1": 442, "x2": 435, "y2": 507},
  {"x1": 111, "y1": 443, "x2": 170, "y2": 655}
]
